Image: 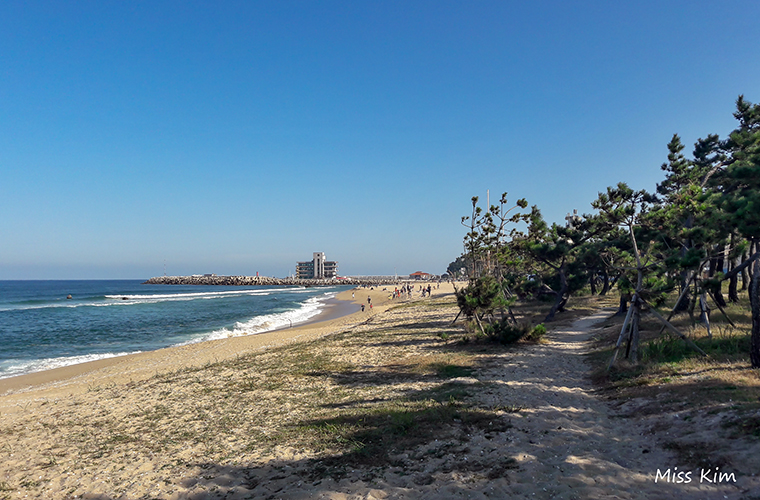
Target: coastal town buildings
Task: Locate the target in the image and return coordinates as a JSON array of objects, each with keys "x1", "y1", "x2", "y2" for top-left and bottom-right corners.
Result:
[{"x1": 296, "y1": 252, "x2": 339, "y2": 279}]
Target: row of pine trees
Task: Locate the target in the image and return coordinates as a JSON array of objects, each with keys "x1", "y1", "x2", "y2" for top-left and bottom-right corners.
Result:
[{"x1": 454, "y1": 95, "x2": 760, "y2": 368}]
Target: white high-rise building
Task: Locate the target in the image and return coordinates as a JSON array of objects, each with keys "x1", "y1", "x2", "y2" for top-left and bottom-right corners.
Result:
[{"x1": 296, "y1": 252, "x2": 339, "y2": 279}]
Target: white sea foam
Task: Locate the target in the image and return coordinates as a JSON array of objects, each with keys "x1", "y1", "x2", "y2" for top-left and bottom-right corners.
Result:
[
  {"x1": 0, "y1": 351, "x2": 142, "y2": 381},
  {"x1": 0, "y1": 288, "x2": 287, "y2": 311},
  {"x1": 183, "y1": 291, "x2": 338, "y2": 344},
  {"x1": 0, "y1": 289, "x2": 341, "y2": 380},
  {"x1": 104, "y1": 288, "x2": 282, "y2": 301}
]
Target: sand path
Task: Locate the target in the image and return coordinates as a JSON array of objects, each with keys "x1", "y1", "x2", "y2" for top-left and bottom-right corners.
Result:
[{"x1": 456, "y1": 310, "x2": 750, "y2": 500}]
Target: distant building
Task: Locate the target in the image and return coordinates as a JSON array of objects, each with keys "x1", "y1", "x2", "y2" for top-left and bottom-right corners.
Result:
[
  {"x1": 296, "y1": 252, "x2": 339, "y2": 279},
  {"x1": 565, "y1": 209, "x2": 581, "y2": 228},
  {"x1": 409, "y1": 271, "x2": 433, "y2": 280}
]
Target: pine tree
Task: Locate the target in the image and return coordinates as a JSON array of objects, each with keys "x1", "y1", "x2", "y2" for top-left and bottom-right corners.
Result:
[
  {"x1": 457, "y1": 193, "x2": 529, "y2": 333},
  {"x1": 515, "y1": 206, "x2": 598, "y2": 322},
  {"x1": 718, "y1": 95, "x2": 760, "y2": 367}
]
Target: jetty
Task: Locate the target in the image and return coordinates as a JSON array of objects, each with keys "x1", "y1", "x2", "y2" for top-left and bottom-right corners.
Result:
[{"x1": 142, "y1": 275, "x2": 413, "y2": 287}]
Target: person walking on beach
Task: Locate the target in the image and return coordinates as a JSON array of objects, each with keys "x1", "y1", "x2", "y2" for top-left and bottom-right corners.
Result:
[
  {"x1": 361, "y1": 304, "x2": 365, "y2": 312},
  {"x1": 367, "y1": 296, "x2": 371, "y2": 306}
]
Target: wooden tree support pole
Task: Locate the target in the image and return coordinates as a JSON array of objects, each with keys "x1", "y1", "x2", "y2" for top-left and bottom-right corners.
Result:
[
  {"x1": 706, "y1": 290, "x2": 736, "y2": 327},
  {"x1": 474, "y1": 312, "x2": 487, "y2": 336},
  {"x1": 451, "y1": 310, "x2": 462, "y2": 325},
  {"x1": 499, "y1": 287, "x2": 518, "y2": 325},
  {"x1": 642, "y1": 299, "x2": 708, "y2": 357},
  {"x1": 699, "y1": 293, "x2": 712, "y2": 339},
  {"x1": 658, "y1": 270, "x2": 697, "y2": 334},
  {"x1": 688, "y1": 273, "x2": 700, "y2": 320},
  {"x1": 508, "y1": 306, "x2": 518, "y2": 325},
  {"x1": 628, "y1": 305, "x2": 641, "y2": 361},
  {"x1": 608, "y1": 293, "x2": 637, "y2": 370}
]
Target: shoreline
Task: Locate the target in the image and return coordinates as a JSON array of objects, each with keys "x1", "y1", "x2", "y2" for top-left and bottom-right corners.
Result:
[
  {"x1": 0, "y1": 283, "x2": 446, "y2": 404},
  {"x1": 0, "y1": 287, "x2": 356, "y2": 392}
]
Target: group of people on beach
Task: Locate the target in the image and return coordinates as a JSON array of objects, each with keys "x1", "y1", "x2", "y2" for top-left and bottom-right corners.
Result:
[
  {"x1": 386, "y1": 283, "x2": 437, "y2": 300},
  {"x1": 355, "y1": 282, "x2": 442, "y2": 312}
]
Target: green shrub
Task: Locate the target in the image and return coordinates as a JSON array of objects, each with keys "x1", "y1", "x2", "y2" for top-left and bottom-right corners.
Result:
[
  {"x1": 525, "y1": 323, "x2": 547, "y2": 341},
  {"x1": 455, "y1": 276, "x2": 515, "y2": 321},
  {"x1": 486, "y1": 321, "x2": 531, "y2": 344}
]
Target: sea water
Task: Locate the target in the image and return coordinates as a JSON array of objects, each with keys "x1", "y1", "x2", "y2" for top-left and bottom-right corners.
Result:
[{"x1": 0, "y1": 280, "x2": 350, "y2": 380}]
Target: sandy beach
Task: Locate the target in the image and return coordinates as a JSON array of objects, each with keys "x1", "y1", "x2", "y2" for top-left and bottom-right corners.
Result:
[{"x1": 0, "y1": 282, "x2": 757, "y2": 499}]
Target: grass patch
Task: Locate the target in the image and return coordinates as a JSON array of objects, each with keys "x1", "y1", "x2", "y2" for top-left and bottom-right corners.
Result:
[
  {"x1": 433, "y1": 363, "x2": 473, "y2": 378},
  {"x1": 415, "y1": 382, "x2": 474, "y2": 403},
  {"x1": 293, "y1": 400, "x2": 510, "y2": 473},
  {"x1": 383, "y1": 353, "x2": 475, "y2": 380},
  {"x1": 494, "y1": 404, "x2": 525, "y2": 413},
  {"x1": 642, "y1": 329, "x2": 751, "y2": 364}
]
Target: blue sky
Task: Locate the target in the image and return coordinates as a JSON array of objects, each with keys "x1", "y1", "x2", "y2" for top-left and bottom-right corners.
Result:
[{"x1": 1, "y1": 1, "x2": 759, "y2": 279}]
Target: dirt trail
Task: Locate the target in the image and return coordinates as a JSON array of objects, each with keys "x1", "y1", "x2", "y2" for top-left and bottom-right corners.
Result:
[{"x1": 466, "y1": 310, "x2": 753, "y2": 499}]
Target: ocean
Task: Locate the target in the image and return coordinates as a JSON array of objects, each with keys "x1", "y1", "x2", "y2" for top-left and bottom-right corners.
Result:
[{"x1": 0, "y1": 280, "x2": 350, "y2": 380}]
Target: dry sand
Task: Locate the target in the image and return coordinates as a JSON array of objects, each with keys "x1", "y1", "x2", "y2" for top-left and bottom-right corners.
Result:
[{"x1": 0, "y1": 282, "x2": 757, "y2": 499}]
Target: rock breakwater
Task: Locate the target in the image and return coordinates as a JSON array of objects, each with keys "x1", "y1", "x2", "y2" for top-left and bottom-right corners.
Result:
[{"x1": 143, "y1": 276, "x2": 405, "y2": 287}]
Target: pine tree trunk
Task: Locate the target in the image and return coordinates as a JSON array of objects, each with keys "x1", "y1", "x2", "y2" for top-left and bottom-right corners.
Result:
[
  {"x1": 674, "y1": 271, "x2": 691, "y2": 312},
  {"x1": 728, "y1": 242, "x2": 739, "y2": 304},
  {"x1": 750, "y1": 240, "x2": 757, "y2": 295},
  {"x1": 601, "y1": 272, "x2": 611, "y2": 295},
  {"x1": 676, "y1": 217, "x2": 693, "y2": 312},
  {"x1": 729, "y1": 254, "x2": 740, "y2": 303},
  {"x1": 741, "y1": 246, "x2": 750, "y2": 291},
  {"x1": 687, "y1": 287, "x2": 697, "y2": 322},
  {"x1": 728, "y1": 234, "x2": 739, "y2": 302},
  {"x1": 710, "y1": 256, "x2": 728, "y2": 307},
  {"x1": 589, "y1": 273, "x2": 597, "y2": 295},
  {"x1": 545, "y1": 290, "x2": 566, "y2": 322},
  {"x1": 617, "y1": 294, "x2": 629, "y2": 315},
  {"x1": 750, "y1": 261, "x2": 760, "y2": 368},
  {"x1": 544, "y1": 266, "x2": 568, "y2": 322}
]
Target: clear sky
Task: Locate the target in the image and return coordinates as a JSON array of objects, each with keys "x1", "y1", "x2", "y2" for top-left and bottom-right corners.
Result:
[{"x1": 1, "y1": 1, "x2": 759, "y2": 279}]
